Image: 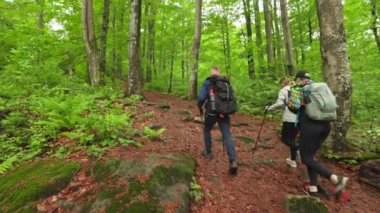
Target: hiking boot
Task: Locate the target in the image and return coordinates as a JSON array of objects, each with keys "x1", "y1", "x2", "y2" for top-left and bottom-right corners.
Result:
[
  {"x1": 286, "y1": 158, "x2": 297, "y2": 168},
  {"x1": 302, "y1": 184, "x2": 330, "y2": 199},
  {"x1": 317, "y1": 185, "x2": 330, "y2": 198},
  {"x1": 335, "y1": 176, "x2": 349, "y2": 199},
  {"x1": 201, "y1": 151, "x2": 213, "y2": 160},
  {"x1": 302, "y1": 183, "x2": 319, "y2": 197},
  {"x1": 229, "y1": 160, "x2": 238, "y2": 175}
]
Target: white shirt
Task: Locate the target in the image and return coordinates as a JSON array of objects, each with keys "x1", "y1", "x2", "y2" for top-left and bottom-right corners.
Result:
[{"x1": 268, "y1": 85, "x2": 297, "y2": 123}]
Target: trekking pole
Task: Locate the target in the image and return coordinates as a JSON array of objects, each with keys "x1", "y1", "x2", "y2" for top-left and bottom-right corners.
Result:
[{"x1": 252, "y1": 109, "x2": 268, "y2": 153}]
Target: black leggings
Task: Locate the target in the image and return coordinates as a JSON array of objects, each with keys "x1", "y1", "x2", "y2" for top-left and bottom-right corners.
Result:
[
  {"x1": 299, "y1": 119, "x2": 332, "y2": 186},
  {"x1": 281, "y1": 122, "x2": 299, "y2": 161}
]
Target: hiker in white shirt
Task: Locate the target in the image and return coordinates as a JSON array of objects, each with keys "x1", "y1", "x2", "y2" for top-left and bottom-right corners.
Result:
[{"x1": 266, "y1": 78, "x2": 299, "y2": 168}]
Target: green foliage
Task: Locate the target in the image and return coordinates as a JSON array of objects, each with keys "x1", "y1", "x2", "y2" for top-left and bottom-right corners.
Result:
[
  {"x1": 143, "y1": 126, "x2": 166, "y2": 140},
  {"x1": 189, "y1": 176, "x2": 204, "y2": 202},
  {"x1": 0, "y1": 155, "x2": 18, "y2": 175},
  {"x1": 0, "y1": 67, "x2": 139, "y2": 172}
]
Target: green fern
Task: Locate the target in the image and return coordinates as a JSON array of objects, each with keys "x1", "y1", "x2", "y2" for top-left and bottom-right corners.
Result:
[
  {"x1": 0, "y1": 155, "x2": 18, "y2": 174},
  {"x1": 143, "y1": 127, "x2": 166, "y2": 140}
]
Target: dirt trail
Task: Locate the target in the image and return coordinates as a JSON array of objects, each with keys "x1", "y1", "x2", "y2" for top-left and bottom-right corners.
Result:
[{"x1": 110, "y1": 91, "x2": 379, "y2": 213}]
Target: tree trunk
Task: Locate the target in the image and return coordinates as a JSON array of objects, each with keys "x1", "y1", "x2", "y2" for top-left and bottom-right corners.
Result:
[
  {"x1": 116, "y1": 3, "x2": 126, "y2": 79},
  {"x1": 181, "y1": 38, "x2": 185, "y2": 81},
  {"x1": 35, "y1": 0, "x2": 44, "y2": 64},
  {"x1": 220, "y1": 5, "x2": 232, "y2": 77},
  {"x1": 82, "y1": 0, "x2": 100, "y2": 85},
  {"x1": 280, "y1": 0, "x2": 296, "y2": 76},
  {"x1": 111, "y1": 3, "x2": 116, "y2": 81},
  {"x1": 221, "y1": 13, "x2": 231, "y2": 77},
  {"x1": 188, "y1": 0, "x2": 202, "y2": 100},
  {"x1": 100, "y1": 0, "x2": 111, "y2": 78},
  {"x1": 242, "y1": 0, "x2": 255, "y2": 78},
  {"x1": 263, "y1": 0, "x2": 275, "y2": 75},
  {"x1": 168, "y1": 43, "x2": 176, "y2": 94},
  {"x1": 127, "y1": 0, "x2": 142, "y2": 96},
  {"x1": 253, "y1": 0, "x2": 264, "y2": 74},
  {"x1": 225, "y1": 16, "x2": 232, "y2": 77},
  {"x1": 308, "y1": 17, "x2": 313, "y2": 44},
  {"x1": 141, "y1": 0, "x2": 149, "y2": 84},
  {"x1": 371, "y1": 0, "x2": 380, "y2": 52},
  {"x1": 273, "y1": 0, "x2": 284, "y2": 74},
  {"x1": 295, "y1": 0, "x2": 305, "y2": 68},
  {"x1": 316, "y1": 0, "x2": 353, "y2": 151},
  {"x1": 36, "y1": 0, "x2": 44, "y2": 33},
  {"x1": 147, "y1": 0, "x2": 156, "y2": 81}
]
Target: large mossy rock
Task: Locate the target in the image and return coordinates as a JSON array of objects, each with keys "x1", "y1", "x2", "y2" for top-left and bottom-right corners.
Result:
[
  {"x1": 283, "y1": 195, "x2": 328, "y2": 213},
  {"x1": 60, "y1": 153, "x2": 195, "y2": 213},
  {"x1": 359, "y1": 159, "x2": 380, "y2": 191},
  {"x1": 0, "y1": 159, "x2": 80, "y2": 212}
]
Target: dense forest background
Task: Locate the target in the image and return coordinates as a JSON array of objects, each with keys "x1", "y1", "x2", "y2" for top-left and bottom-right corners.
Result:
[{"x1": 0, "y1": 0, "x2": 379, "y2": 173}]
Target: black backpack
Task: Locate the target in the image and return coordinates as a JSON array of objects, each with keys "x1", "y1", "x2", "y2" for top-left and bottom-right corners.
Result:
[{"x1": 206, "y1": 76, "x2": 237, "y2": 115}]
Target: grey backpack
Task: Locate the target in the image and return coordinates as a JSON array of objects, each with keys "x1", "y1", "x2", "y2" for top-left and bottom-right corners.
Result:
[{"x1": 303, "y1": 82, "x2": 337, "y2": 121}]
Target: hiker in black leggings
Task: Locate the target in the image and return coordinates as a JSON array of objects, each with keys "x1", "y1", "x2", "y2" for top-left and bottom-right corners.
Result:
[
  {"x1": 294, "y1": 71, "x2": 348, "y2": 197},
  {"x1": 266, "y1": 77, "x2": 299, "y2": 168}
]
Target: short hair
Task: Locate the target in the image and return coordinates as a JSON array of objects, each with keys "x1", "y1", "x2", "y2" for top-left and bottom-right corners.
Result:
[
  {"x1": 279, "y1": 77, "x2": 291, "y2": 85},
  {"x1": 211, "y1": 65, "x2": 220, "y2": 72}
]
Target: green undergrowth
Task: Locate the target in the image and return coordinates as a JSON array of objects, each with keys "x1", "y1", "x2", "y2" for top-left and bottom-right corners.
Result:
[
  {"x1": 320, "y1": 142, "x2": 380, "y2": 165},
  {"x1": 0, "y1": 69, "x2": 141, "y2": 174},
  {"x1": 0, "y1": 159, "x2": 80, "y2": 212}
]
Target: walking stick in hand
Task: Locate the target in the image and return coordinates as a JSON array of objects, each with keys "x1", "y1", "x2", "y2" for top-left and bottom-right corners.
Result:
[{"x1": 252, "y1": 108, "x2": 268, "y2": 153}]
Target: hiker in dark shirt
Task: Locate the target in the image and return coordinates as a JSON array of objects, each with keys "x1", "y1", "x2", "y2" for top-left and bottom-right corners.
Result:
[
  {"x1": 294, "y1": 71, "x2": 348, "y2": 197},
  {"x1": 197, "y1": 65, "x2": 238, "y2": 175}
]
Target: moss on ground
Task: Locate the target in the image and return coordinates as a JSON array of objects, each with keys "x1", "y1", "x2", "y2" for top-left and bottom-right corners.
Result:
[
  {"x1": 84, "y1": 153, "x2": 195, "y2": 212},
  {"x1": 283, "y1": 195, "x2": 328, "y2": 213},
  {"x1": 0, "y1": 159, "x2": 80, "y2": 212}
]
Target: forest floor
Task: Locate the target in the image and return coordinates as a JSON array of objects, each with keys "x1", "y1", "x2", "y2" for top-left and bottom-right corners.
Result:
[
  {"x1": 40, "y1": 91, "x2": 380, "y2": 212},
  {"x1": 132, "y1": 91, "x2": 379, "y2": 212}
]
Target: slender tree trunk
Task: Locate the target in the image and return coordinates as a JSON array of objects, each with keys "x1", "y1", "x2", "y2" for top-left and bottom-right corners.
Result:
[
  {"x1": 111, "y1": 3, "x2": 116, "y2": 81},
  {"x1": 168, "y1": 43, "x2": 176, "y2": 94},
  {"x1": 100, "y1": 0, "x2": 111, "y2": 78},
  {"x1": 36, "y1": 0, "x2": 44, "y2": 33},
  {"x1": 147, "y1": 0, "x2": 156, "y2": 81},
  {"x1": 141, "y1": 0, "x2": 149, "y2": 83},
  {"x1": 127, "y1": 0, "x2": 142, "y2": 96},
  {"x1": 242, "y1": 0, "x2": 255, "y2": 78},
  {"x1": 35, "y1": 0, "x2": 44, "y2": 64},
  {"x1": 316, "y1": 0, "x2": 352, "y2": 151},
  {"x1": 371, "y1": 0, "x2": 380, "y2": 52},
  {"x1": 308, "y1": 17, "x2": 313, "y2": 44},
  {"x1": 181, "y1": 38, "x2": 185, "y2": 81},
  {"x1": 221, "y1": 5, "x2": 232, "y2": 77},
  {"x1": 82, "y1": 0, "x2": 100, "y2": 85},
  {"x1": 280, "y1": 0, "x2": 296, "y2": 76},
  {"x1": 273, "y1": 0, "x2": 284, "y2": 74},
  {"x1": 221, "y1": 23, "x2": 228, "y2": 72},
  {"x1": 225, "y1": 16, "x2": 232, "y2": 77},
  {"x1": 295, "y1": 0, "x2": 305, "y2": 68},
  {"x1": 116, "y1": 3, "x2": 126, "y2": 79},
  {"x1": 188, "y1": 0, "x2": 202, "y2": 100},
  {"x1": 263, "y1": 0, "x2": 275, "y2": 75},
  {"x1": 253, "y1": 0, "x2": 264, "y2": 74}
]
